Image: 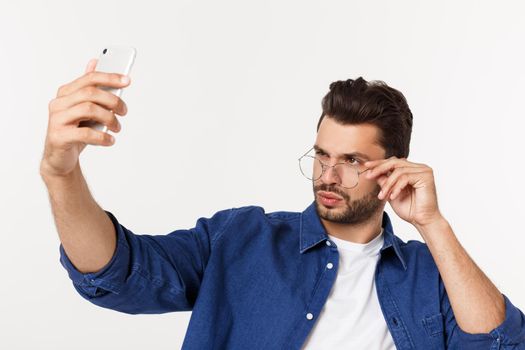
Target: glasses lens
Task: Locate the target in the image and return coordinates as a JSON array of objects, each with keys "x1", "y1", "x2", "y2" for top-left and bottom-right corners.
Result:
[
  {"x1": 299, "y1": 156, "x2": 319, "y2": 180},
  {"x1": 299, "y1": 155, "x2": 361, "y2": 188},
  {"x1": 338, "y1": 164, "x2": 359, "y2": 189}
]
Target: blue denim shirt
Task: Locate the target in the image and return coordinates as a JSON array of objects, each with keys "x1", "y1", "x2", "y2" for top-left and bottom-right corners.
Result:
[{"x1": 60, "y1": 201, "x2": 525, "y2": 349}]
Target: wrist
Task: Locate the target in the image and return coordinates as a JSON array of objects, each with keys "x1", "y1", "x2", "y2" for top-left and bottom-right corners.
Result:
[
  {"x1": 40, "y1": 162, "x2": 82, "y2": 186},
  {"x1": 414, "y1": 215, "x2": 450, "y2": 239}
]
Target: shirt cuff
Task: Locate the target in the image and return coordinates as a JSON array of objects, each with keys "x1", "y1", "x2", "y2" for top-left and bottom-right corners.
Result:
[
  {"x1": 488, "y1": 293, "x2": 525, "y2": 346},
  {"x1": 59, "y1": 210, "x2": 130, "y2": 297}
]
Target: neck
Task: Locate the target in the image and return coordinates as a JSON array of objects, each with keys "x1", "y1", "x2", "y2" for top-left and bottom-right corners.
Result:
[{"x1": 320, "y1": 210, "x2": 384, "y2": 244}]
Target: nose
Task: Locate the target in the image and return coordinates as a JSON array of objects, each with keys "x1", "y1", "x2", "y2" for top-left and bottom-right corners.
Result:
[{"x1": 319, "y1": 164, "x2": 341, "y2": 186}]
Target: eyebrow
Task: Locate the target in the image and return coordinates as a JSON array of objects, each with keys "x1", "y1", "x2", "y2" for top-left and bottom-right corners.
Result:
[{"x1": 313, "y1": 145, "x2": 371, "y2": 161}]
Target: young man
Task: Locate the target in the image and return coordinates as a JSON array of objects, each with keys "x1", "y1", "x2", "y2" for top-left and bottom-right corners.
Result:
[{"x1": 41, "y1": 63, "x2": 524, "y2": 349}]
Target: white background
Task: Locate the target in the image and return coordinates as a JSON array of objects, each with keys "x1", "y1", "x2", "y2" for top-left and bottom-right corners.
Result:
[{"x1": 1, "y1": 1, "x2": 524, "y2": 349}]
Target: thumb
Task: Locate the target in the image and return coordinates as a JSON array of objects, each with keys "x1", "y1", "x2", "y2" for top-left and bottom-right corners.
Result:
[{"x1": 84, "y1": 58, "x2": 98, "y2": 73}]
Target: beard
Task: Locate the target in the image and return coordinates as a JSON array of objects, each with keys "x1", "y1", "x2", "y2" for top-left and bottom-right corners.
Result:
[{"x1": 313, "y1": 182, "x2": 383, "y2": 225}]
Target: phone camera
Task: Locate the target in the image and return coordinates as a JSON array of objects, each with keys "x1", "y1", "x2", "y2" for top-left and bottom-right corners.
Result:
[{"x1": 103, "y1": 48, "x2": 107, "y2": 54}]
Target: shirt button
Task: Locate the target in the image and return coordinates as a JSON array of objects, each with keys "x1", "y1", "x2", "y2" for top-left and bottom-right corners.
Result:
[
  {"x1": 326, "y1": 262, "x2": 334, "y2": 269},
  {"x1": 306, "y1": 313, "x2": 314, "y2": 320},
  {"x1": 326, "y1": 240, "x2": 331, "y2": 246}
]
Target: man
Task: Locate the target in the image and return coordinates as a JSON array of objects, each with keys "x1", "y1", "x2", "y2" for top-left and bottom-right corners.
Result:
[{"x1": 41, "y1": 60, "x2": 525, "y2": 349}]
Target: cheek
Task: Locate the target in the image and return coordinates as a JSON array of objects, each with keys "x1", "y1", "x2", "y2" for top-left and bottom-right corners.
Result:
[
  {"x1": 359, "y1": 179, "x2": 383, "y2": 196},
  {"x1": 362, "y1": 176, "x2": 379, "y2": 188},
  {"x1": 365, "y1": 174, "x2": 388, "y2": 187}
]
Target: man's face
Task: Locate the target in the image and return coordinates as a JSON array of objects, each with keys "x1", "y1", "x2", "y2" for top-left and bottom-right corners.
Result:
[{"x1": 313, "y1": 117, "x2": 387, "y2": 225}]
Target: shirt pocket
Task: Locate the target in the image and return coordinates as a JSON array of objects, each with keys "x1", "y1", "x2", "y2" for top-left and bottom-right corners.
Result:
[{"x1": 422, "y1": 312, "x2": 445, "y2": 349}]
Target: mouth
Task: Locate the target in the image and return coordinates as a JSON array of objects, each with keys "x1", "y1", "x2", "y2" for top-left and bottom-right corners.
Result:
[{"x1": 317, "y1": 191, "x2": 343, "y2": 206}]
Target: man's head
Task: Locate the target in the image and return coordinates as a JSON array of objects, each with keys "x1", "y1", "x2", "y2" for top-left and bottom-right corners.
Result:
[{"x1": 313, "y1": 77, "x2": 413, "y2": 225}]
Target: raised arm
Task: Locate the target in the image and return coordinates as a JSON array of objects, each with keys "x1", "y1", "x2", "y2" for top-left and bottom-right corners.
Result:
[{"x1": 40, "y1": 59, "x2": 130, "y2": 273}]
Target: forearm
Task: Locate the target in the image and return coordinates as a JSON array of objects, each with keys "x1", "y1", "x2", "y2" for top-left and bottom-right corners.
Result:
[
  {"x1": 415, "y1": 217, "x2": 506, "y2": 334},
  {"x1": 41, "y1": 162, "x2": 116, "y2": 274}
]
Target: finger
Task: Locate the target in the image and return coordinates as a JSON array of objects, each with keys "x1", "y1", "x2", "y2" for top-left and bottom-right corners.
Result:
[
  {"x1": 388, "y1": 174, "x2": 412, "y2": 200},
  {"x1": 379, "y1": 168, "x2": 426, "y2": 200},
  {"x1": 363, "y1": 159, "x2": 384, "y2": 167},
  {"x1": 53, "y1": 101, "x2": 121, "y2": 133},
  {"x1": 366, "y1": 159, "x2": 421, "y2": 180},
  {"x1": 365, "y1": 157, "x2": 424, "y2": 169},
  {"x1": 51, "y1": 86, "x2": 127, "y2": 116},
  {"x1": 388, "y1": 168, "x2": 431, "y2": 200},
  {"x1": 63, "y1": 126, "x2": 116, "y2": 147},
  {"x1": 378, "y1": 167, "x2": 414, "y2": 200},
  {"x1": 85, "y1": 58, "x2": 98, "y2": 73},
  {"x1": 364, "y1": 157, "x2": 391, "y2": 167},
  {"x1": 365, "y1": 158, "x2": 398, "y2": 179},
  {"x1": 57, "y1": 71, "x2": 130, "y2": 97},
  {"x1": 377, "y1": 174, "x2": 388, "y2": 187}
]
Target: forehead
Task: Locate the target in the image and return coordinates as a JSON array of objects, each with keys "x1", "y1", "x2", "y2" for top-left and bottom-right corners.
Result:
[{"x1": 315, "y1": 117, "x2": 385, "y2": 159}]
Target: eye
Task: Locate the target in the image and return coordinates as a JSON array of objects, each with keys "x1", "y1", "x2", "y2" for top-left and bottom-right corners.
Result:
[{"x1": 346, "y1": 157, "x2": 360, "y2": 165}]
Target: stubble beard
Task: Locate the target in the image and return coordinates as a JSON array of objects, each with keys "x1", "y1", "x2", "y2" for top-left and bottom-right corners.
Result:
[{"x1": 313, "y1": 182, "x2": 383, "y2": 225}]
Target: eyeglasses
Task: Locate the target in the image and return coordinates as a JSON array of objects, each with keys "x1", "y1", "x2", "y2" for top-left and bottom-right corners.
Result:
[{"x1": 298, "y1": 147, "x2": 370, "y2": 189}]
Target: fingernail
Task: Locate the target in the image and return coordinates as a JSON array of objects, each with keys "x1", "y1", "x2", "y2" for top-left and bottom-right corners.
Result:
[{"x1": 121, "y1": 76, "x2": 130, "y2": 84}]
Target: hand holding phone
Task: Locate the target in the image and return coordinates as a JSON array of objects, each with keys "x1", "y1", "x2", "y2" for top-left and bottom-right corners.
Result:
[
  {"x1": 79, "y1": 46, "x2": 136, "y2": 132},
  {"x1": 41, "y1": 47, "x2": 136, "y2": 178}
]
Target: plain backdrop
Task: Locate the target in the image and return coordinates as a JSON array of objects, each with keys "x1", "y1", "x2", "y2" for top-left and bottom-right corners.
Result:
[{"x1": 1, "y1": 1, "x2": 524, "y2": 349}]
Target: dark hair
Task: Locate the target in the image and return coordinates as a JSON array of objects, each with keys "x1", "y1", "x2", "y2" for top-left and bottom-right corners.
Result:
[{"x1": 317, "y1": 77, "x2": 413, "y2": 159}]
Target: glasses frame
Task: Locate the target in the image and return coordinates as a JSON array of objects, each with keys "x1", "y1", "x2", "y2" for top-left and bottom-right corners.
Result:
[{"x1": 298, "y1": 146, "x2": 371, "y2": 189}]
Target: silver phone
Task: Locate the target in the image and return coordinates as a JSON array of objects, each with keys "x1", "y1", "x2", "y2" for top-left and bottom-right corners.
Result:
[{"x1": 79, "y1": 46, "x2": 136, "y2": 132}]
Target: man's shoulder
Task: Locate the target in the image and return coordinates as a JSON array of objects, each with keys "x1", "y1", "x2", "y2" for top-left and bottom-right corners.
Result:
[
  {"x1": 203, "y1": 205, "x2": 302, "y2": 246},
  {"x1": 394, "y1": 235, "x2": 438, "y2": 270},
  {"x1": 396, "y1": 236, "x2": 426, "y2": 249},
  {"x1": 226, "y1": 204, "x2": 302, "y2": 222},
  {"x1": 396, "y1": 235, "x2": 431, "y2": 254}
]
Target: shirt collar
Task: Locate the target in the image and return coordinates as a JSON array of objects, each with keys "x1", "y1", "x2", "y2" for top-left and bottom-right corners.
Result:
[{"x1": 299, "y1": 200, "x2": 408, "y2": 271}]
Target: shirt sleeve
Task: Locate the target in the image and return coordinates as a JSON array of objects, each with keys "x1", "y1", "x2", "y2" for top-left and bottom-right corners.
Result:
[
  {"x1": 59, "y1": 208, "x2": 236, "y2": 314},
  {"x1": 441, "y1": 280, "x2": 525, "y2": 349}
]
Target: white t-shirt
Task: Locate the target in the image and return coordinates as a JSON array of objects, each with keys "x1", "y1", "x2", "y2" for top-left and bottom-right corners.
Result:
[{"x1": 301, "y1": 228, "x2": 396, "y2": 350}]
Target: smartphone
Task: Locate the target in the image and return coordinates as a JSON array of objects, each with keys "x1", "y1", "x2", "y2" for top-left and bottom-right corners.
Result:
[{"x1": 79, "y1": 46, "x2": 136, "y2": 133}]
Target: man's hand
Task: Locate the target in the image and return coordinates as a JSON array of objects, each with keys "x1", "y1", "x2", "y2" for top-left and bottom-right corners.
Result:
[
  {"x1": 40, "y1": 59, "x2": 130, "y2": 178},
  {"x1": 363, "y1": 156, "x2": 443, "y2": 228},
  {"x1": 364, "y1": 156, "x2": 510, "y2": 335}
]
